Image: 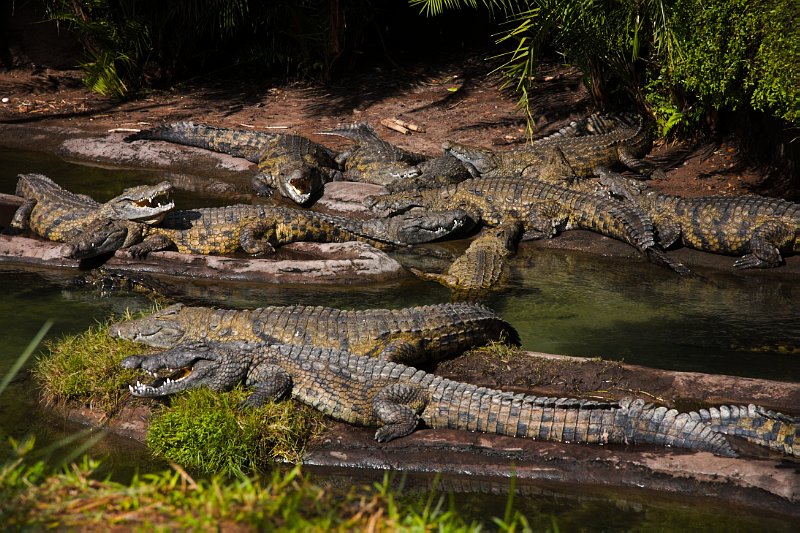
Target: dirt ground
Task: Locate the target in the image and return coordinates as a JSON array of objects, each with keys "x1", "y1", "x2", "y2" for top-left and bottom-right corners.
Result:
[{"x1": 0, "y1": 54, "x2": 781, "y2": 199}]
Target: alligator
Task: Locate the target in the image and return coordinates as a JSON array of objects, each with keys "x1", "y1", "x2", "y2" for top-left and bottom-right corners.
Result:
[
  {"x1": 125, "y1": 122, "x2": 341, "y2": 205},
  {"x1": 109, "y1": 301, "x2": 520, "y2": 366},
  {"x1": 67, "y1": 204, "x2": 473, "y2": 259},
  {"x1": 443, "y1": 113, "x2": 660, "y2": 181},
  {"x1": 411, "y1": 219, "x2": 523, "y2": 295},
  {"x1": 121, "y1": 339, "x2": 800, "y2": 457},
  {"x1": 603, "y1": 178, "x2": 800, "y2": 268},
  {"x1": 317, "y1": 123, "x2": 428, "y2": 187},
  {"x1": 368, "y1": 176, "x2": 691, "y2": 276},
  {"x1": 7, "y1": 173, "x2": 174, "y2": 256}
]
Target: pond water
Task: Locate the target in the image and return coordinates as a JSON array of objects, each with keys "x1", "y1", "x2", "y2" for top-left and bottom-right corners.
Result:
[{"x1": 1, "y1": 147, "x2": 798, "y2": 528}]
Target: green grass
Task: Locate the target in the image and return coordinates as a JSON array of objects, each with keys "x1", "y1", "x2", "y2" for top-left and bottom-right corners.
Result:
[
  {"x1": 146, "y1": 387, "x2": 327, "y2": 477},
  {"x1": 34, "y1": 315, "x2": 147, "y2": 416},
  {"x1": 0, "y1": 448, "x2": 534, "y2": 531}
]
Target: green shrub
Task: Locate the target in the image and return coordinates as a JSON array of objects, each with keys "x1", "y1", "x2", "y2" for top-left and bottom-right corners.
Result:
[
  {"x1": 669, "y1": 0, "x2": 799, "y2": 124},
  {"x1": 415, "y1": 0, "x2": 798, "y2": 134}
]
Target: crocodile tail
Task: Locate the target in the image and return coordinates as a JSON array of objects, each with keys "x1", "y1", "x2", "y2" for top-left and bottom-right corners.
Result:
[
  {"x1": 316, "y1": 123, "x2": 377, "y2": 141},
  {"x1": 567, "y1": 192, "x2": 656, "y2": 252},
  {"x1": 427, "y1": 390, "x2": 736, "y2": 456},
  {"x1": 569, "y1": 193, "x2": 693, "y2": 276},
  {"x1": 644, "y1": 248, "x2": 694, "y2": 277},
  {"x1": 694, "y1": 404, "x2": 798, "y2": 457},
  {"x1": 618, "y1": 398, "x2": 737, "y2": 456},
  {"x1": 124, "y1": 121, "x2": 271, "y2": 162}
]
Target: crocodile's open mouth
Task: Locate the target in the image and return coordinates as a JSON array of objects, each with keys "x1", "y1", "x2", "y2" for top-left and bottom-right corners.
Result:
[
  {"x1": 129, "y1": 193, "x2": 175, "y2": 223},
  {"x1": 129, "y1": 365, "x2": 190, "y2": 395},
  {"x1": 127, "y1": 358, "x2": 215, "y2": 397},
  {"x1": 117, "y1": 181, "x2": 176, "y2": 223}
]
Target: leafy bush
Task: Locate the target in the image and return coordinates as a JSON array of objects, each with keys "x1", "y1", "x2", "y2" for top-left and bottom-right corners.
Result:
[
  {"x1": 414, "y1": 0, "x2": 798, "y2": 134},
  {"x1": 668, "y1": 0, "x2": 799, "y2": 124}
]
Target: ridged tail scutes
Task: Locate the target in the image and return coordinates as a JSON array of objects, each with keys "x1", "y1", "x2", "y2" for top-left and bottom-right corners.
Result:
[
  {"x1": 428, "y1": 387, "x2": 737, "y2": 456},
  {"x1": 618, "y1": 398, "x2": 737, "y2": 457},
  {"x1": 644, "y1": 248, "x2": 694, "y2": 277},
  {"x1": 124, "y1": 121, "x2": 269, "y2": 162},
  {"x1": 694, "y1": 404, "x2": 798, "y2": 457}
]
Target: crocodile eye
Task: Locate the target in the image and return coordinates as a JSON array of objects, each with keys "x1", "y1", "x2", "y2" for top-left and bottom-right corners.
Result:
[{"x1": 158, "y1": 304, "x2": 183, "y2": 317}]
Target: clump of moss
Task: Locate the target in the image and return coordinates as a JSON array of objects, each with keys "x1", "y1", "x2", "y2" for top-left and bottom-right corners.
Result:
[
  {"x1": 146, "y1": 387, "x2": 327, "y2": 477},
  {"x1": 34, "y1": 317, "x2": 150, "y2": 416}
]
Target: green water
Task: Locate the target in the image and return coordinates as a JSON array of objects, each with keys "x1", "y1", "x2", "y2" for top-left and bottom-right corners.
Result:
[{"x1": 1, "y1": 147, "x2": 798, "y2": 528}]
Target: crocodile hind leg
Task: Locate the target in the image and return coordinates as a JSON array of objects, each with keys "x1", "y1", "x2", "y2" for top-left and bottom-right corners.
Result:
[
  {"x1": 733, "y1": 220, "x2": 794, "y2": 269},
  {"x1": 373, "y1": 383, "x2": 429, "y2": 442}
]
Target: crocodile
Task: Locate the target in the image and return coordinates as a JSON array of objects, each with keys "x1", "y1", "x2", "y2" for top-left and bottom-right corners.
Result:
[
  {"x1": 411, "y1": 218, "x2": 523, "y2": 295},
  {"x1": 603, "y1": 178, "x2": 800, "y2": 268},
  {"x1": 317, "y1": 123, "x2": 428, "y2": 187},
  {"x1": 368, "y1": 176, "x2": 691, "y2": 276},
  {"x1": 67, "y1": 203, "x2": 473, "y2": 259},
  {"x1": 443, "y1": 113, "x2": 660, "y2": 181},
  {"x1": 109, "y1": 302, "x2": 520, "y2": 366},
  {"x1": 7, "y1": 173, "x2": 174, "y2": 257},
  {"x1": 125, "y1": 122, "x2": 341, "y2": 204},
  {"x1": 121, "y1": 339, "x2": 789, "y2": 457},
  {"x1": 385, "y1": 152, "x2": 479, "y2": 193}
]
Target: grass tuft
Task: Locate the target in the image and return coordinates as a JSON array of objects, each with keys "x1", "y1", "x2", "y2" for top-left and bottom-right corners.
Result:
[
  {"x1": 34, "y1": 317, "x2": 149, "y2": 416},
  {"x1": 146, "y1": 387, "x2": 327, "y2": 476},
  {"x1": 1, "y1": 452, "x2": 534, "y2": 531}
]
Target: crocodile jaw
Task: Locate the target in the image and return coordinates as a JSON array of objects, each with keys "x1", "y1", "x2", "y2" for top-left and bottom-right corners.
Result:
[
  {"x1": 280, "y1": 168, "x2": 324, "y2": 205},
  {"x1": 107, "y1": 181, "x2": 175, "y2": 222},
  {"x1": 128, "y1": 359, "x2": 217, "y2": 397},
  {"x1": 65, "y1": 220, "x2": 129, "y2": 259}
]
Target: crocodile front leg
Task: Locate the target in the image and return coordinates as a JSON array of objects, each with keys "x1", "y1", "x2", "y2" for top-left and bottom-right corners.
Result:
[
  {"x1": 242, "y1": 364, "x2": 293, "y2": 408},
  {"x1": 126, "y1": 234, "x2": 177, "y2": 258},
  {"x1": 373, "y1": 383, "x2": 429, "y2": 442},
  {"x1": 240, "y1": 222, "x2": 277, "y2": 255}
]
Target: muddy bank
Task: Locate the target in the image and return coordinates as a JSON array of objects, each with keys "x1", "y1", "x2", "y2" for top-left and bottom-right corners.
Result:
[{"x1": 55, "y1": 355, "x2": 800, "y2": 510}]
